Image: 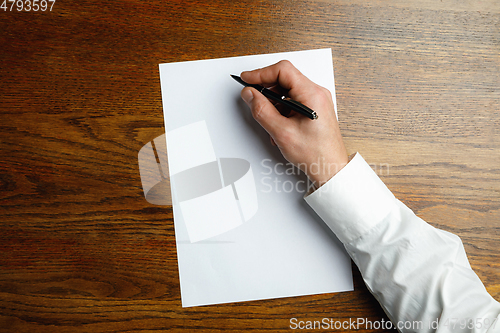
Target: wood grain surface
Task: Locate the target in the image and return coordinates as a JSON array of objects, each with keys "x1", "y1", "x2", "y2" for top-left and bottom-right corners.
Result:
[{"x1": 1, "y1": 0, "x2": 499, "y2": 332}]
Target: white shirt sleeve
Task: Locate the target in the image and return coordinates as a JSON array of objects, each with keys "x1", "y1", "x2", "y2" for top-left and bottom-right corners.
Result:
[{"x1": 305, "y1": 153, "x2": 500, "y2": 333}]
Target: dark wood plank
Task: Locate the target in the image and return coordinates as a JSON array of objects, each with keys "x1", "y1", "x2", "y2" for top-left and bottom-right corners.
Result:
[{"x1": 1, "y1": 0, "x2": 498, "y2": 331}]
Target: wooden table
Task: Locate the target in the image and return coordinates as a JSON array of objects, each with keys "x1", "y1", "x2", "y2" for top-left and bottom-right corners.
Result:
[{"x1": 1, "y1": 0, "x2": 499, "y2": 331}]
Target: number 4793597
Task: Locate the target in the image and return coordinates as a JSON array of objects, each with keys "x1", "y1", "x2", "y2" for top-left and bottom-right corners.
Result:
[{"x1": 1, "y1": 0, "x2": 56, "y2": 11}]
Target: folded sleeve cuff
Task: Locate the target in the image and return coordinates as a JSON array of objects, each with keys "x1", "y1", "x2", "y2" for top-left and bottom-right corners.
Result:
[{"x1": 304, "y1": 153, "x2": 396, "y2": 244}]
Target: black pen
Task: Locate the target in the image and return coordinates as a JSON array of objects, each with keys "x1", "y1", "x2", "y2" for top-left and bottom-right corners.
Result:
[{"x1": 231, "y1": 75, "x2": 318, "y2": 120}]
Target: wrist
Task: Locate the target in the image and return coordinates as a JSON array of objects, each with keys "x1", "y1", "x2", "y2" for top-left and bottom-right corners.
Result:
[{"x1": 306, "y1": 158, "x2": 348, "y2": 188}]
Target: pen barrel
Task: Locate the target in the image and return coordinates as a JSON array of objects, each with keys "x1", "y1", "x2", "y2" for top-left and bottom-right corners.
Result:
[
  {"x1": 260, "y1": 88, "x2": 284, "y2": 103},
  {"x1": 230, "y1": 75, "x2": 317, "y2": 120},
  {"x1": 261, "y1": 90, "x2": 317, "y2": 120}
]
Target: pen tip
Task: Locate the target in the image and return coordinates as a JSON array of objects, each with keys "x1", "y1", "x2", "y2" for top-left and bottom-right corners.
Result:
[{"x1": 230, "y1": 75, "x2": 245, "y2": 85}]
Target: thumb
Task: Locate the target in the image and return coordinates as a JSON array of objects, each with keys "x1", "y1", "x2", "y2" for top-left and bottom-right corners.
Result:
[{"x1": 241, "y1": 87, "x2": 291, "y2": 141}]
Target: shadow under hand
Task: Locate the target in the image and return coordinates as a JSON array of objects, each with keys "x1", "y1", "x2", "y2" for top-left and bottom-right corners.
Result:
[{"x1": 234, "y1": 96, "x2": 289, "y2": 168}]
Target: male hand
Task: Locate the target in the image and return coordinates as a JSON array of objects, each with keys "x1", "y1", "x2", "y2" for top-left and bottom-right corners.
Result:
[{"x1": 240, "y1": 60, "x2": 348, "y2": 188}]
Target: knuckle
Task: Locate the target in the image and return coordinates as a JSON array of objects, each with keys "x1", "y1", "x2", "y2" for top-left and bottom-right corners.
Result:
[
  {"x1": 252, "y1": 100, "x2": 266, "y2": 121},
  {"x1": 321, "y1": 88, "x2": 333, "y2": 102},
  {"x1": 313, "y1": 85, "x2": 332, "y2": 101},
  {"x1": 322, "y1": 87, "x2": 333, "y2": 99},
  {"x1": 278, "y1": 59, "x2": 293, "y2": 69}
]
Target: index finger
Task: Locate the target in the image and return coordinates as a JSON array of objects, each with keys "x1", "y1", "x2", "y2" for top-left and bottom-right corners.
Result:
[{"x1": 240, "y1": 60, "x2": 312, "y2": 91}]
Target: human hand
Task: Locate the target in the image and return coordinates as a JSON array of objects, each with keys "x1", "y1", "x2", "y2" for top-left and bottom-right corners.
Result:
[{"x1": 240, "y1": 60, "x2": 348, "y2": 188}]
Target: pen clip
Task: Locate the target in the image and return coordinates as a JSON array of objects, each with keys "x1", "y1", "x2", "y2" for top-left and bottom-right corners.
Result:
[{"x1": 283, "y1": 98, "x2": 318, "y2": 119}]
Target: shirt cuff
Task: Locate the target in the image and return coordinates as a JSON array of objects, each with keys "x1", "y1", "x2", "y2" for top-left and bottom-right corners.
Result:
[{"x1": 304, "y1": 153, "x2": 396, "y2": 244}]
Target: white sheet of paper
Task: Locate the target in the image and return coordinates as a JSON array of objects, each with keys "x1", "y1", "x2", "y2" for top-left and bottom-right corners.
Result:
[{"x1": 159, "y1": 48, "x2": 353, "y2": 307}]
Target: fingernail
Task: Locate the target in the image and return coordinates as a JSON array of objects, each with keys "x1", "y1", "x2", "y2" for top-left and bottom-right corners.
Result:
[{"x1": 241, "y1": 88, "x2": 254, "y2": 105}]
